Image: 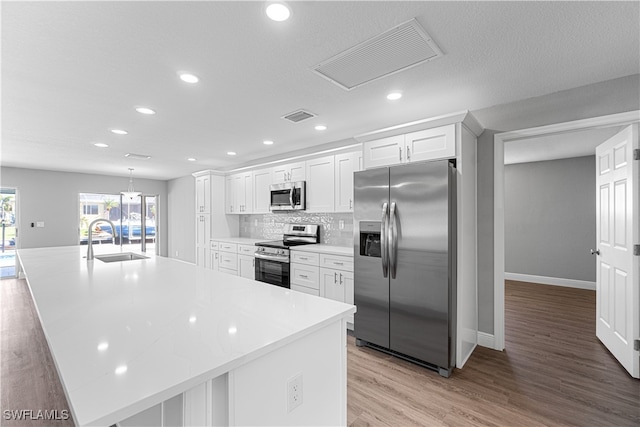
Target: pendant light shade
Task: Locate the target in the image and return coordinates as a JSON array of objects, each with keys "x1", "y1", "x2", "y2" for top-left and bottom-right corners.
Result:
[{"x1": 121, "y1": 168, "x2": 141, "y2": 200}]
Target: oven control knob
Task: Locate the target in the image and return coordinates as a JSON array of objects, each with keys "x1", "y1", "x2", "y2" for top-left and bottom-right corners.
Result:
[{"x1": 278, "y1": 249, "x2": 284, "y2": 255}]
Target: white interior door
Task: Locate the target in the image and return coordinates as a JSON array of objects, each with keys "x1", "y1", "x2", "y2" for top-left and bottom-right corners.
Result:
[{"x1": 595, "y1": 124, "x2": 639, "y2": 378}]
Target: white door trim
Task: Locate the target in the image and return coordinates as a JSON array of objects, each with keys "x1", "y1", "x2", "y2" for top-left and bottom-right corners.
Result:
[{"x1": 492, "y1": 110, "x2": 640, "y2": 351}]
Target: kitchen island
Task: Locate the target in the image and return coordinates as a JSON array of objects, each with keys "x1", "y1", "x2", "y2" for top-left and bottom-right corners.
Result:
[{"x1": 17, "y1": 246, "x2": 355, "y2": 426}]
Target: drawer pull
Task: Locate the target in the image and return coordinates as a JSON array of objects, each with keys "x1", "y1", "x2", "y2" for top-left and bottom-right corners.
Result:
[
  {"x1": 333, "y1": 262, "x2": 344, "y2": 266},
  {"x1": 300, "y1": 274, "x2": 308, "y2": 279},
  {"x1": 299, "y1": 257, "x2": 308, "y2": 260}
]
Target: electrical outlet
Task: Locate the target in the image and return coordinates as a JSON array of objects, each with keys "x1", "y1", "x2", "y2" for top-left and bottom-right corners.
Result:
[
  {"x1": 254, "y1": 219, "x2": 258, "y2": 227},
  {"x1": 287, "y1": 373, "x2": 303, "y2": 412},
  {"x1": 339, "y1": 220, "x2": 344, "y2": 230}
]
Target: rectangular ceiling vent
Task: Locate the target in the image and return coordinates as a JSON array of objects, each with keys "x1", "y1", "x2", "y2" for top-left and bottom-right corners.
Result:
[
  {"x1": 282, "y1": 109, "x2": 316, "y2": 123},
  {"x1": 312, "y1": 18, "x2": 443, "y2": 91},
  {"x1": 124, "y1": 153, "x2": 152, "y2": 160}
]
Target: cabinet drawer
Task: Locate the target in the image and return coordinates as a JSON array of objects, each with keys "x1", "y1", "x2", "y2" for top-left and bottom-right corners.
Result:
[
  {"x1": 291, "y1": 284, "x2": 320, "y2": 296},
  {"x1": 319, "y1": 254, "x2": 353, "y2": 271},
  {"x1": 219, "y1": 242, "x2": 238, "y2": 253},
  {"x1": 219, "y1": 252, "x2": 238, "y2": 270},
  {"x1": 210, "y1": 240, "x2": 219, "y2": 250},
  {"x1": 291, "y1": 251, "x2": 320, "y2": 266},
  {"x1": 291, "y1": 263, "x2": 320, "y2": 290},
  {"x1": 238, "y1": 244, "x2": 256, "y2": 255},
  {"x1": 219, "y1": 267, "x2": 238, "y2": 276}
]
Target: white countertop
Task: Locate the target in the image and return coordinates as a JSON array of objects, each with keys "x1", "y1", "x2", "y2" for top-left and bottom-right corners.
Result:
[
  {"x1": 211, "y1": 236, "x2": 264, "y2": 246},
  {"x1": 291, "y1": 244, "x2": 353, "y2": 257},
  {"x1": 18, "y1": 245, "x2": 355, "y2": 426}
]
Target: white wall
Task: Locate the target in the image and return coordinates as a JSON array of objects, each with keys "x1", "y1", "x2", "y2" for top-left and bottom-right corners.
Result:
[{"x1": 0, "y1": 167, "x2": 168, "y2": 255}]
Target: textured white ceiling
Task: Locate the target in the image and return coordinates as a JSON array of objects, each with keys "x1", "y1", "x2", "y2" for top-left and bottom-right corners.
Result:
[{"x1": 2, "y1": 1, "x2": 639, "y2": 180}]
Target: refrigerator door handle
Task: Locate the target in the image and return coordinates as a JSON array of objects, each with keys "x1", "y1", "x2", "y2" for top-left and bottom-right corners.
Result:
[
  {"x1": 389, "y1": 202, "x2": 398, "y2": 279},
  {"x1": 381, "y1": 202, "x2": 389, "y2": 278}
]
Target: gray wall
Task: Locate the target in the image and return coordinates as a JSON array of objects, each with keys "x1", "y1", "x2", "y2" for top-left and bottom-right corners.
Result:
[
  {"x1": 167, "y1": 175, "x2": 195, "y2": 263},
  {"x1": 0, "y1": 167, "x2": 168, "y2": 256},
  {"x1": 473, "y1": 74, "x2": 639, "y2": 335},
  {"x1": 504, "y1": 156, "x2": 596, "y2": 282}
]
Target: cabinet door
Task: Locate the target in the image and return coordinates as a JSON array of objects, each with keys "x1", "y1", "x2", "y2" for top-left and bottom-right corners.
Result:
[
  {"x1": 334, "y1": 151, "x2": 360, "y2": 212},
  {"x1": 196, "y1": 246, "x2": 209, "y2": 269},
  {"x1": 225, "y1": 176, "x2": 235, "y2": 214},
  {"x1": 196, "y1": 214, "x2": 210, "y2": 247},
  {"x1": 238, "y1": 254, "x2": 255, "y2": 280},
  {"x1": 305, "y1": 155, "x2": 334, "y2": 212},
  {"x1": 195, "y1": 175, "x2": 211, "y2": 213},
  {"x1": 320, "y1": 267, "x2": 345, "y2": 303},
  {"x1": 211, "y1": 250, "x2": 219, "y2": 271},
  {"x1": 252, "y1": 168, "x2": 272, "y2": 213},
  {"x1": 239, "y1": 172, "x2": 253, "y2": 213},
  {"x1": 405, "y1": 124, "x2": 455, "y2": 162},
  {"x1": 363, "y1": 135, "x2": 404, "y2": 169},
  {"x1": 288, "y1": 161, "x2": 306, "y2": 182},
  {"x1": 272, "y1": 165, "x2": 289, "y2": 184}
]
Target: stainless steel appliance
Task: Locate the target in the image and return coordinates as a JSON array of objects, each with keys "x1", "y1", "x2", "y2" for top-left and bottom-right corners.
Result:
[
  {"x1": 270, "y1": 181, "x2": 306, "y2": 211},
  {"x1": 354, "y1": 159, "x2": 456, "y2": 377},
  {"x1": 255, "y1": 224, "x2": 319, "y2": 288}
]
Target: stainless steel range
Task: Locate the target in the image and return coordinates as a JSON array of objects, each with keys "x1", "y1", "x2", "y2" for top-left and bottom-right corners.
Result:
[{"x1": 254, "y1": 224, "x2": 320, "y2": 288}]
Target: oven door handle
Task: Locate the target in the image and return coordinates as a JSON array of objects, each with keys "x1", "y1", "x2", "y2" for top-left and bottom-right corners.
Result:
[{"x1": 254, "y1": 252, "x2": 289, "y2": 263}]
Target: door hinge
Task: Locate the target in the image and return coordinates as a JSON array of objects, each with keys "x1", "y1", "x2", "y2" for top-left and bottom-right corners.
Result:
[
  {"x1": 634, "y1": 339, "x2": 640, "y2": 351},
  {"x1": 634, "y1": 149, "x2": 640, "y2": 160},
  {"x1": 634, "y1": 245, "x2": 640, "y2": 256}
]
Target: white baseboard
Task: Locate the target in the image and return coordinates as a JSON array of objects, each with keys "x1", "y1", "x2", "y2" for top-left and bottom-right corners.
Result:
[
  {"x1": 477, "y1": 331, "x2": 496, "y2": 350},
  {"x1": 504, "y1": 272, "x2": 596, "y2": 291}
]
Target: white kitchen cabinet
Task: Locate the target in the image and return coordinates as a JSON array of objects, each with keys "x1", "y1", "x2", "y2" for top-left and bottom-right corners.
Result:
[
  {"x1": 272, "y1": 161, "x2": 306, "y2": 184},
  {"x1": 291, "y1": 284, "x2": 320, "y2": 296},
  {"x1": 226, "y1": 172, "x2": 253, "y2": 214},
  {"x1": 195, "y1": 214, "x2": 210, "y2": 269},
  {"x1": 334, "y1": 151, "x2": 361, "y2": 212},
  {"x1": 252, "y1": 167, "x2": 272, "y2": 213},
  {"x1": 195, "y1": 175, "x2": 211, "y2": 214},
  {"x1": 210, "y1": 241, "x2": 219, "y2": 271},
  {"x1": 291, "y1": 263, "x2": 320, "y2": 291},
  {"x1": 362, "y1": 124, "x2": 455, "y2": 169},
  {"x1": 305, "y1": 155, "x2": 335, "y2": 212},
  {"x1": 238, "y1": 244, "x2": 255, "y2": 280}
]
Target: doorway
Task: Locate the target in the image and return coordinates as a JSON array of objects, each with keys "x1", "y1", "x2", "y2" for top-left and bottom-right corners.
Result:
[
  {"x1": 492, "y1": 111, "x2": 639, "y2": 356},
  {"x1": 0, "y1": 188, "x2": 17, "y2": 279},
  {"x1": 79, "y1": 193, "x2": 158, "y2": 253}
]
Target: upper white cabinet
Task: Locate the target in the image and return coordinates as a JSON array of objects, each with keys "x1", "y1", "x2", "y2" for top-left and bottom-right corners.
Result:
[
  {"x1": 252, "y1": 167, "x2": 272, "y2": 214},
  {"x1": 334, "y1": 151, "x2": 361, "y2": 212},
  {"x1": 272, "y1": 161, "x2": 306, "y2": 184},
  {"x1": 226, "y1": 171, "x2": 253, "y2": 214},
  {"x1": 195, "y1": 175, "x2": 211, "y2": 213},
  {"x1": 305, "y1": 155, "x2": 335, "y2": 212},
  {"x1": 362, "y1": 124, "x2": 455, "y2": 169}
]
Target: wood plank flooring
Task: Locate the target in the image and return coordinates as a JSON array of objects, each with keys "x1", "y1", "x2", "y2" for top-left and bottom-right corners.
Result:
[
  {"x1": 1, "y1": 278, "x2": 638, "y2": 426},
  {"x1": 347, "y1": 280, "x2": 639, "y2": 426}
]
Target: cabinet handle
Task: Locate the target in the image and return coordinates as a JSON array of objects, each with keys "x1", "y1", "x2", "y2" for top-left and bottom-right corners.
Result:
[
  {"x1": 407, "y1": 147, "x2": 411, "y2": 161},
  {"x1": 334, "y1": 272, "x2": 338, "y2": 283},
  {"x1": 334, "y1": 262, "x2": 344, "y2": 266},
  {"x1": 299, "y1": 256, "x2": 308, "y2": 260},
  {"x1": 399, "y1": 147, "x2": 402, "y2": 161},
  {"x1": 349, "y1": 199, "x2": 352, "y2": 210},
  {"x1": 300, "y1": 274, "x2": 308, "y2": 279},
  {"x1": 339, "y1": 273, "x2": 343, "y2": 285}
]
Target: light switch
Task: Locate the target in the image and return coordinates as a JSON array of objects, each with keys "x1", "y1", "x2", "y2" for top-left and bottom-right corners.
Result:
[{"x1": 36, "y1": 221, "x2": 45, "y2": 228}]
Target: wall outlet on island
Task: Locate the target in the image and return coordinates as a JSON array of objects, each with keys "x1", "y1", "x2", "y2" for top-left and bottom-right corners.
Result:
[
  {"x1": 287, "y1": 373, "x2": 303, "y2": 412},
  {"x1": 339, "y1": 220, "x2": 344, "y2": 230}
]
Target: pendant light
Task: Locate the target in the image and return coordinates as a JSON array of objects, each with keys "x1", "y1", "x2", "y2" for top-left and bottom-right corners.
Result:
[{"x1": 121, "y1": 168, "x2": 141, "y2": 200}]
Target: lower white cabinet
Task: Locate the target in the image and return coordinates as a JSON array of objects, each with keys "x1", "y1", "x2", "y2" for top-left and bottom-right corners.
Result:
[
  {"x1": 290, "y1": 249, "x2": 354, "y2": 328},
  {"x1": 211, "y1": 241, "x2": 256, "y2": 279},
  {"x1": 210, "y1": 241, "x2": 219, "y2": 271},
  {"x1": 238, "y1": 254, "x2": 255, "y2": 280}
]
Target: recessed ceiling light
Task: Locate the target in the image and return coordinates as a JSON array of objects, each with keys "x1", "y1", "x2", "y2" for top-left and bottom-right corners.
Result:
[
  {"x1": 227, "y1": 151, "x2": 237, "y2": 156},
  {"x1": 135, "y1": 107, "x2": 156, "y2": 115},
  {"x1": 179, "y1": 73, "x2": 199, "y2": 84},
  {"x1": 94, "y1": 143, "x2": 109, "y2": 148},
  {"x1": 111, "y1": 129, "x2": 128, "y2": 135},
  {"x1": 115, "y1": 365, "x2": 128, "y2": 375},
  {"x1": 266, "y1": 2, "x2": 290, "y2": 21},
  {"x1": 263, "y1": 140, "x2": 274, "y2": 145},
  {"x1": 314, "y1": 125, "x2": 327, "y2": 131},
  {"x1": 386, "y1": 92, "x2": 403, "y2": 101},
  {"x1": 187, "y1": 157, "x2": 197, "y2": 162}
]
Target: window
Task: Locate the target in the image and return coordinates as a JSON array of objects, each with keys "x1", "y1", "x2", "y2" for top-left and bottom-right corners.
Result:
[{"x1": 82, "y1": 204, "x2": 99, "y2": 215}]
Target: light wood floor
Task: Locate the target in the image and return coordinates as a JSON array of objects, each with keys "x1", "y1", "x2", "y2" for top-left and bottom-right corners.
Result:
[{"x1": 2, "y1": 278, "x2": 639, "y2": 426}]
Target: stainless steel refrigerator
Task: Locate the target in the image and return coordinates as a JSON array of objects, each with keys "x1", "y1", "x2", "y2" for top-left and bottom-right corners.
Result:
[{"x1": 354, "y1": 159, "x2": 456, "y2": 377}]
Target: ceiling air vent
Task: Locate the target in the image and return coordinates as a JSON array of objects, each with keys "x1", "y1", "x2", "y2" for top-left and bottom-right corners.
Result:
[
  {"x1": 312, "y1": 18, "x2": 443, "y2": 90},
  {"x1": 282, "y1": 109, "x2": 316, "y2": 123},
  {"x1": 124, "y1": 153, "x2": 152, "y2": 160}
]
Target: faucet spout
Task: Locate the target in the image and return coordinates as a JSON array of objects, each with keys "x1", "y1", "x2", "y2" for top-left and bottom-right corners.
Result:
[{"x1": 87, "y1": 218, "x2": 117, "y2": 260}]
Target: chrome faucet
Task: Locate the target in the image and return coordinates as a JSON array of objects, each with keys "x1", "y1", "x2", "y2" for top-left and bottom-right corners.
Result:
[{"x1": 87, "y1": 218, "x2": 117, "y2": 260}]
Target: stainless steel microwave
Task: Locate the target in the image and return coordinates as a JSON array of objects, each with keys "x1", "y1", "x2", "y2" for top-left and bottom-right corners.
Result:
[{"x1": 270, "y1": 181, "x2": 306, "y2": 211}]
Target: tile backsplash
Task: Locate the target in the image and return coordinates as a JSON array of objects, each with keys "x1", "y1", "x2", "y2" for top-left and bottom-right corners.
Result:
[{"x1": 239, "y1": 212, "x2": 354, "y2": 247}]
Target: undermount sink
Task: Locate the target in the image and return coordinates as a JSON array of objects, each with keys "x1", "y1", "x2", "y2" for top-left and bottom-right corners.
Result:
[{"x1": 95, "y1": 252, "x2": 149, "y2": 263}]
